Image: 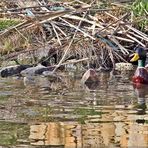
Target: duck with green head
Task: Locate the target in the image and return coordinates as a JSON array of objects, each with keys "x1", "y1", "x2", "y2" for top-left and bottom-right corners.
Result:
[{"x1": 130, "y1": 47, "x2": 148, "y2": 85}]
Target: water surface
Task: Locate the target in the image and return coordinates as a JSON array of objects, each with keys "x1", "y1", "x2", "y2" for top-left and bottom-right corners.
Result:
[{"x1": 0, "y1": 71, "x2": 148, "y2": 147}]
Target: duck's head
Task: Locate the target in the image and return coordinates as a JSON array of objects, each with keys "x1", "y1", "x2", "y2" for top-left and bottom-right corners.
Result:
[{"x1": 130, "y1": 47, "x2": 146, "y2": 63}]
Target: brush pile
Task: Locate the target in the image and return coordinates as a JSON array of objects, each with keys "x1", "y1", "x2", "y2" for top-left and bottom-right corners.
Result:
[{"x1": 0, "y1": 0, "x2": 148, "y2": 71}]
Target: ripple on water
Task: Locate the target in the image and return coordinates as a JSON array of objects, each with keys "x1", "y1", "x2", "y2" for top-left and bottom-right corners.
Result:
[{"x1": 0, "y1": 72, "x2": 148, "y2": 147}]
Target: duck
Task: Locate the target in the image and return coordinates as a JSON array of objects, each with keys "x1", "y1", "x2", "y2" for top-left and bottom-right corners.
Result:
[{"x1": 130, "y1": 47, "x2": 148, "y2": 85}]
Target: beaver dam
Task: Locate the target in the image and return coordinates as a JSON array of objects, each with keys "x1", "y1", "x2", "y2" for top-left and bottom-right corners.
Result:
[
  {"x1": 0, "y1": 0, "x2": 147, "y2": 71},
  {"x1": 0, "y1": 0, "x2": 148, "y2": 147}
]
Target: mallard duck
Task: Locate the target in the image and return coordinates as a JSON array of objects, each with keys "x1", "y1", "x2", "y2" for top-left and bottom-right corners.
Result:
[{"x1": 130, "y1": 47, "x2": 148, "y2": 85}]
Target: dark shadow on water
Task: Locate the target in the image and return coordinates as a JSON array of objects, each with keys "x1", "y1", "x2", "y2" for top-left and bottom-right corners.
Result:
[{"x1": 84, "y1": 81, "x2": 99, "y2": 91}]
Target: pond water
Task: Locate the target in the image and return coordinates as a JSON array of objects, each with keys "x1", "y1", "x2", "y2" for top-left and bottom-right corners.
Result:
[{"x1": 0, "y1": 71, "x2": 148, "y2": 148}]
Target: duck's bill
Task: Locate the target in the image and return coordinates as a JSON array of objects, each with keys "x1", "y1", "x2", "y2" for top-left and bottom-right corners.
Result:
[{"x1": 130, "y1": 53, "x2": 140, "y2": 62}]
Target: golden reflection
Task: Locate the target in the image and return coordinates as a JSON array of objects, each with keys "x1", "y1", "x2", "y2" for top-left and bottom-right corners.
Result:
[
  {"x1": 28, "y1": 73, "x2": 148, "y2": 148},
  {"x1": 29, "y1": 122, "x2": 65, "y2": 146},
  {"x1": 29, "y1": 83, "x2": 148, "y2": 147},
  {"x1": 29, "y1": 119, "x2": 148, "y2": 147}
]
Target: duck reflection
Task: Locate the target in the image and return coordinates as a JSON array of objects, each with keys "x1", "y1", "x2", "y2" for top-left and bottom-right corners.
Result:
[
  {"x1": 83, "y1": 72, "x2": 110, "y2": 106},
  {"x1": 133, "y1": 84, "x2": 147, "y2": 115},
  {"x1": 83, "y1": 72, "x2": 110, "y2": 91},
  {"x1": 84, "y1": 81, "x2": 99, "y2": 91}
]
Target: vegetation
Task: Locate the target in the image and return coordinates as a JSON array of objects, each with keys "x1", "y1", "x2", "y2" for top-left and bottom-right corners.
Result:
[
  {"x1": 74, "y1": 108, "x2": 102, "y2": 116},
  {"x1": 131, "y1": 0, "x2": 148, "y2": 31},
  {"x1": 0, "y1": 19, "x2": 21, "y2": 30},
  {"x1": 0, "y1": 122, "x2": 29, "y2": 146},
  {"x1": 74, "y1": 108, "x2": 105, "y2": 124}
]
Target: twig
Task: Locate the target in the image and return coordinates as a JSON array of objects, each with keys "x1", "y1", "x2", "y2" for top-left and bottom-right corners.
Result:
[
  {"x1": 113, "y1": 36, "x2": 134, "y2": 43},
  {"x1": 126, "y1": 34, "x2": 145, "y2": 47},
  {"x1": 105, "y1": 12, "x2": 148, "y2": 42},
  {"x1": 99, "y1": 13, "x2": 129, "y2": 32},
  {"x1": 109, "y1": 36, "x2": 129, "y2": 54},
  {"x1": 0, "y1": 4, "x2": 60, "y2": 12},
  {"x1": 60, "y1": 57, "x2": 89, "y2": 65},
  {"x1": 14, "y1": 28, "x2": 28, "y2": 42},
  {"x1": 63, "y1": 14, "x2": 105, "y2": 29},
  {"x1": 52, "y1": 11, "x2": 88, "y2": 73},
  {"x1": 52, "y1": 22, "x2": 67, "y2": 37},
  {"x1": 51, "y1": 22, "x2": 62, "y2": 46},
  {"x1": 59, "y1": 17, "x2": 95, "y2": 40}
]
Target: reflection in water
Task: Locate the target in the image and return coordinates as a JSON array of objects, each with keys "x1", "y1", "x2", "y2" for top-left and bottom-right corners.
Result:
[
  {"x1": 29, "y1": 122, "x2": 82, "y2": 147},
  {"x1": 0, "y1": 72, "x2": 148, "y2": 147},
  {"x1": 29, "y1": 122, "x2": 114, "y2": 147},
  {"x1": 134, "y1": 85, "x2": 147, "y2": 115},
  {"x1": 29, "y1": 120, "x2": 148, "y2": 147},
  {"x1": 29, "y1": 122, "x2": 65, "y2": 146}
]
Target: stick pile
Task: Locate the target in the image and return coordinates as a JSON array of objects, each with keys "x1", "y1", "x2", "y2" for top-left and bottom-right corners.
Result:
[{"x1": 0, "y1": 0, "x2": 148, "y2": 70}]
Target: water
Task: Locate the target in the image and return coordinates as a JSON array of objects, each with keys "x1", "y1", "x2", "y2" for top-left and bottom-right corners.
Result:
[{"x1": 0, "y1": 71, "x2": 148, "y2": 148}]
